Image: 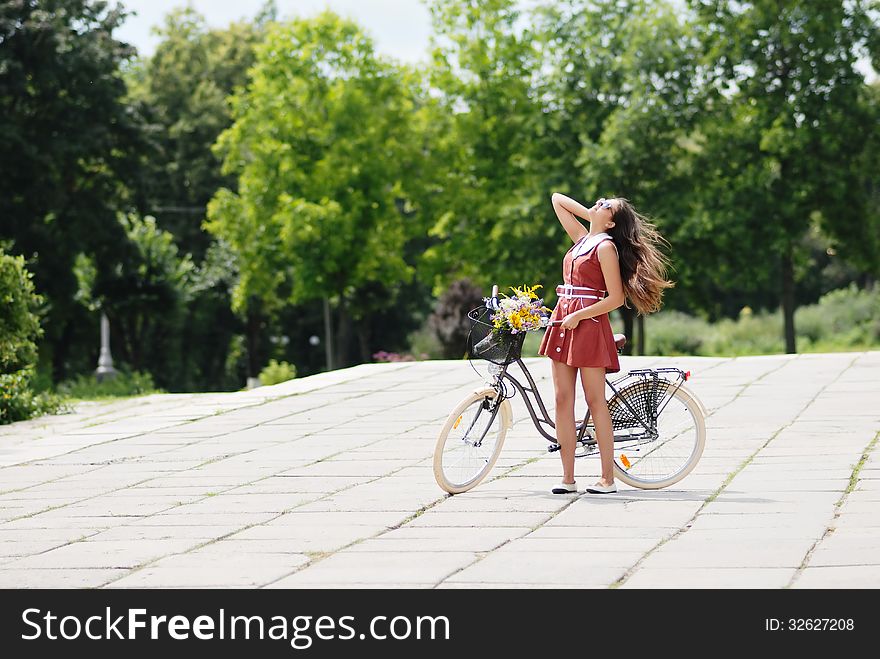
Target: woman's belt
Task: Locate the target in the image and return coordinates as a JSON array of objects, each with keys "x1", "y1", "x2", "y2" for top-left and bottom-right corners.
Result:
[
  {"x1": 556, "y1": 284, "x2": 605, "y2": 300},
  {"x1": 555, "y1": 284, "x2": 603, "y2": 324}
]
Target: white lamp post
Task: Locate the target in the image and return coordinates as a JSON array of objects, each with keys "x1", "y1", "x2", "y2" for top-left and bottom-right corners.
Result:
[{"x1": 95, "y1": 311, "x2": 118, "y2": 382}]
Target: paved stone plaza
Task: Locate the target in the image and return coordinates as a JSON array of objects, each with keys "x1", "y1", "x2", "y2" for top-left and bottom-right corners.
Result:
[{"x1": 0, "y1": 352, "x2": 878, "y2": 588}]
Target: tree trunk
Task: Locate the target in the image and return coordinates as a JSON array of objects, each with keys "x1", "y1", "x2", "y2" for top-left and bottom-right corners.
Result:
[
  {"x1": 618, "y1": 306, "x2": 635, "y2": 355},
  {"x1": 636, "y1": 314, "x2": 645, "y2": 356},
  {"x1": 334, "y1": 300, "x2": 352, "y2": 369},
  {"x1": 51, "y1": 319, "x2": 73, "y2": 382},
  {"x1": 323, "y1": 296, "x2": 333, "y2": 372},
  {"x1": 112, "y1": 314, "x2": 132, "y2": 367},
  {"x1": 781, "y1": 241, "x2": 797, "y2": 354},
  {"x1": 132, "y1": 313, "x2": 145, "y2": 372},
  {"x1": 246, "y1": 307, "x2": 263, "y2": 378},
  {"x1": 357, "y1": 323, "x2": 371, "y2": 363}
]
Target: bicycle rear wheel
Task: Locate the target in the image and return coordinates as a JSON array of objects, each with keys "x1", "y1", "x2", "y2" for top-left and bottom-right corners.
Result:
[
  {"x1": 434, "y1": 389, "x2": 511, "y2": 494},
  {"x1": 609, "y1": 382, "x2": 706, "y2": 489}
]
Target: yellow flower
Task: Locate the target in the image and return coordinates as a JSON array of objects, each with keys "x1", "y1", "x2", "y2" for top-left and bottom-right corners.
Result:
[{"x1": 509, "y1": 284, "x2": 541, "y2": 300}]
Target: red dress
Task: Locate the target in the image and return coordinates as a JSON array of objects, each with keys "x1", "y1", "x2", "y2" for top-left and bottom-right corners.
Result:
[{"x1": 539, "y1": 234, "x2": 621, "y2": 373}]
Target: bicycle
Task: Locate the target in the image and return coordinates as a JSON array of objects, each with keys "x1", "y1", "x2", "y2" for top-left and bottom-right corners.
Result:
[{"x1": 433, "y1": 285, "x2": 707, "y2": 494}]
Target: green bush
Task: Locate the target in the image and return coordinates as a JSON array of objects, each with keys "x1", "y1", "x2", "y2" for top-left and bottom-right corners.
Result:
[
  {"x1": 645, "y1": 311, "x2": 708, "y2": 356},
  {"x1": 407, "y1": 324, "x2": 444, "y2": 360},
  {"x1": 57, "y1": 369, "x2": 162, "y2": 400},
  {"x1": 259, "y1": 359, "x2": 297, "y2": 386},
  {"x1": 0, "y1": 249, "x2": 65, "y2": 424},
  {"x1": 704, "y1": 311, "x2": 784, "y2": 356},
  {"x1": 412, "y1": 284, "x2": 880, "y2": 360},
  {"x1": 795, "y1": 284, "x2": 880, "y2": 348},
  {"x1": 642, "y1": 285, "x2": 880, "y2": 357},
  {"x1": 1, "y1": 250, "x2": 41, "y2": 370},
  {"x1": 0, "y1": 368, "x2": 68, "y2": 424}
]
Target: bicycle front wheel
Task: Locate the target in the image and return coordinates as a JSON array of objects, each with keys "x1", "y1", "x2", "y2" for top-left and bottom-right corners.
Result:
[
  {"x1": 434, "y1": 389, "x2": 511, "y2": 494},
  {"x1": 610, "y1": 382, "x2": 706, "y2": 490}
]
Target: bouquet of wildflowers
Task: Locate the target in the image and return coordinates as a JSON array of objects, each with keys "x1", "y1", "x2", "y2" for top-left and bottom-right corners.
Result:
[
  {"x1": 484, "y1": 284, "x2": 552, "y2": 334},
  {"x1": 471, "y1": 284, "x2": 551, "y2": 360}
]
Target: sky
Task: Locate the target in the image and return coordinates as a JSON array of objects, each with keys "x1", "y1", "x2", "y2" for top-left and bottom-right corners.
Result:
[
  {"x1": 115, "y1": 0, "x2": 435, "y2": 63},
  {"x1": 115, "y1": 0, "x2": 875, "y2": 79}
]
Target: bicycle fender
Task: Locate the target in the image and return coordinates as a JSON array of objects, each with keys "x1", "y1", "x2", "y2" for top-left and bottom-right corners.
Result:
[
  {"x1": 676, "y1": 383, "x2": 708, "y2": 421},
  {"x1": 471, "y1": 387, "x2": 513, "y2": 431}
]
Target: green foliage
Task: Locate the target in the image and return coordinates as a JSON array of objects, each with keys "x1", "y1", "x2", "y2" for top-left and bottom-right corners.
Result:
[
  {"x1": 207, "y1": 11, "x2": 424, "y2": 367},
  {"x1": 0, "y1": 249, "x2": 65, "y2": 424},
  {"x1": 3, "y1": 0, "x2": 879, "y2": 395},
  {"x1": 0, "y1": 249, "x2": 42, "y2": 372},
  {"x1": 705, "y1": 313, "x2": 787, "y2": 357},
  {"x1": 0, "y1": 368, "x2": 68, "y2": 425},
  {"x1": 644, "y1": 286, "x2": 880, "y2": 356},
  {"x1": 125, "y1": 5, "x2": 274, "y2": 258},
  {"x1": 57, "y1": 370, "x2": 161, "y2": 400},
  {"x1": 521, "y1": 328, "x2": 544, "y2": 359},
  {"x1": 78, "y1": 213, "x2": 195, "y2": 389},
  {"x1": 258, "y1": 359, "x2": 297, "y2": 386},
  {"x1": 223, "y1": 334, "x2": 249, "y2": 388},
  {"x1": 642, "y1": 311, "x2": 709, "y2": 356},
  {"x1": 420, "y1": 0, "x2": 554, "y2": 291},
  {"x1": 406, "y1": 325, "x2": 445, "y2": 361},
  {"x1": 0, "y1": 0, "x2": 142, "y2": 381},
  {"x1": 118, "y1": 4, "x2": 274, "y2": 390},
  {"x1": 209, "y1": 11, "x2": 418, "y2": 308},
  {"x1": 795, "y1": 285, "x2": 880, "y2": 350},
  {"x1": 685, "y1": 0, "x2": 880, "y2": 350}
]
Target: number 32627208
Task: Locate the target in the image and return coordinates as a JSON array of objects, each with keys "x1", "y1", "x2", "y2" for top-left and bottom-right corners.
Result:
[{"x1": 765, "y1": 618, "x2": 854, "y2": 631}]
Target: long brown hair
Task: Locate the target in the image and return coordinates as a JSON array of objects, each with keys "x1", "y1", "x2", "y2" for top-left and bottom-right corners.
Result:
[{"x1": 608, "y1": 198, "x2": 674, "y2": 315}]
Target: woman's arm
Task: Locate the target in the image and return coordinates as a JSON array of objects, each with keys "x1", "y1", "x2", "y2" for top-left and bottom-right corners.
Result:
[{"x1": 551, "y1": 193, "x2": 590, "y2": 243}]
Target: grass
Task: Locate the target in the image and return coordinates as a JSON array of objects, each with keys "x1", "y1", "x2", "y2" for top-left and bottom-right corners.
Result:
[{"x1": 55, "y1": 370, "x2": 163, "y2": 400}]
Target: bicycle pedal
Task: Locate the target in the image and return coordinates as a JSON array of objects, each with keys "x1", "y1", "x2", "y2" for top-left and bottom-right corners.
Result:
[{"x1": 547, "y1": 443, "x2": 560, "y2": 453}]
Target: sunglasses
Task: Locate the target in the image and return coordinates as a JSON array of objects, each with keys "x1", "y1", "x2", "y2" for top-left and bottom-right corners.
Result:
[{"x1": 595, "y1": 198, "x2": 615, "y2": 210}]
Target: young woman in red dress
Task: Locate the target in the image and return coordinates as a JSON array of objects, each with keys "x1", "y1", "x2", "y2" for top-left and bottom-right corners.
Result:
[{"x1": 539, "y1": 193, "x2": 673, "y2": 495}]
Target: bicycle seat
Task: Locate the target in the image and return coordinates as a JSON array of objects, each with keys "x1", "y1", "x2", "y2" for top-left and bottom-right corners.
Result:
[{"x1": 614, "y1": 334, "x2": 626, "y2": 351}]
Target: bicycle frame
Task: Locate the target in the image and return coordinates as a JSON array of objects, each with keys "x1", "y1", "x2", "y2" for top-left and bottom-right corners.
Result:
[{"x1": 483, "y1": 358, "x2": 688, "y2": 455}]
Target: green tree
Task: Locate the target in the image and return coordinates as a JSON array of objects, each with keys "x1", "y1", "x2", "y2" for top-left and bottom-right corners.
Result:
[
  {"x1": 75, "y1": 214, "x2": 195, "y2": 389},
  {"x1": 0, "y1": 248, "x2": 50, "y2": 424},
  {"x1": 841, "y1": 79, "x2": 880, "y2": 284},
  {"x1": 420, "y1": 0, "x2": 554, "y2": 293},
  {"x1": 125, "y1": 3, "x2": 276, "y2": 258},
  {"x1": 121, "y1": 3, "x2": 276, "y2": 390},
  {"x1": 534, "y1": 0, "x2": 701, "y2": 351},
  {"x1": 688, "y1": 0, "x2": 880, "y2": 352},
  {"x1": 0, "y1": 0, "x2": 142, "y2": 380},
  {"x1": 0, "y1": 249, "x2": 42, "y2": 375},
  {"x1": 207, "y1": 11, "x2": 421, "y2": 370}
]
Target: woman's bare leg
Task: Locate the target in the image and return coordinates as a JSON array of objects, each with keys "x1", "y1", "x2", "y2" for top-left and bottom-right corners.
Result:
[
  {"x1": 579, "y1": 367, "x2": 614, "y2": 485},
  {"x1": 551, "y1": 360, "x2": 579, "y2": 484}
]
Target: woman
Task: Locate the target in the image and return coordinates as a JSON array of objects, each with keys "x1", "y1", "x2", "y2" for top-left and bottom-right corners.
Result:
[{"x1": 539, "y1": 193, "x2": 673, "y2": 495}]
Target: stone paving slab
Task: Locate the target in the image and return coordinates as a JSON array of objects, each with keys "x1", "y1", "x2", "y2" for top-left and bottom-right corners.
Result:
[
  {"x1": 621, "y1": 567, "x2": 796, "y2": 588},
  {"x1": 0, "y1": 352, "x2": 878, "y2": 588}
]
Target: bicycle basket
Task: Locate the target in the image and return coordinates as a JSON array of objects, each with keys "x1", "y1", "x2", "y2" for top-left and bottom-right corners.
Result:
[{"x1": 466, "y1": 307, "x2": 526, "y2": 365}]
